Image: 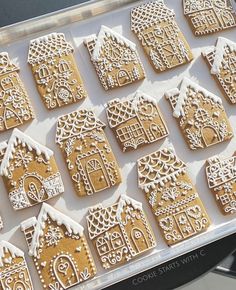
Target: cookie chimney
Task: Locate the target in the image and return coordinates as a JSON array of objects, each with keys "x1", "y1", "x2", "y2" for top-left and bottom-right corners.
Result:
[{"x1": 21, "y1": 217, "x2": 37, "y2": 249}]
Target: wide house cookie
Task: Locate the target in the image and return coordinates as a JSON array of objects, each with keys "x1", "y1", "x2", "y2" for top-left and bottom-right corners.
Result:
[
  {"x1": 131, "y1": 1, "x2": 193, "y2": 72},
  {"x1": 105, "y1": 90, "x2": 168, "y2": 152},
  {"x1": 0, "y1": 241, "x2": 33, "y2": 289},
  {"x1": 55, "y1": 109, "x2": 121, "y2": 196},
  {"x1": 165, "y1": 77, "x2": 233, "y2": 150},
  {"x1": 28, "y1": 33, "x2": 87, "y2": 110},
  {"x1": 21, "y1": 203, "x2": 96, "y2": 289},
  {"x1": 0, "y1": 52, "x2": 34, "y2": 131},
  {"x1": 203, "y1": 37, "x2": 236, "y2": 104},
  {"x1": 84, "y1": 25, "x2": 145, "y2": 90},
  {"x1": 206, "y1": 153, "x2": 236, "y2": 215},
  {"x1": 0, "y1": 129, "x2": 64, "y2": 210},
  {"x1": 86, "y1": 195, "x2": 156, "y2": 269},
  {"x1": 183, "y1": 0, "x2": 236, "y2": 36},
  {"x1": 137, "y1": 147, "x2": 211, "y2": 246}
]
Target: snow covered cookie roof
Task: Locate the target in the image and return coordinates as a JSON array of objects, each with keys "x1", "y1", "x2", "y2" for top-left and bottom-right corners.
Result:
[
  {"x1": 0, "y1": 240, "x2": 24, "y2": 267},
  {"x1": 0, "y1": 52, "x2": 18, "y2": 76},
  {"x1": 0, "y1": 128, "x2": 54, "y2": 177}
]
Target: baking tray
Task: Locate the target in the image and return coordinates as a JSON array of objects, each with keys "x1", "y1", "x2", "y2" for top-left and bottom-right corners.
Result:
[{"x1": 0, "y1": 0, "x2": 236, "y2": 289}]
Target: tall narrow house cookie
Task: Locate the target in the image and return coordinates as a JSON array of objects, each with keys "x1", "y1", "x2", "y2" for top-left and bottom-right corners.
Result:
[
  {"x1": 55, "y1": 109, "x2": 121, "y2": 196},
  {"x1": 183, "y1": 0, "x2": 236, "y2": 36},
  {"x1": 86, "y1": 195, "x2": 156, "y2": 269},
  {"x1": 0, "y1": 128, "x2": 64, "y2": 210},
  {"x1": 28, "y1": 33, "x2": 87, "y2": 110},
  {"x1": 203, "y1": 37, "x2": 236, "y2": 104},
  {"x1": 206, "y1": 153, "x2": 236, "y2": 215},
  {"x1": 165, "y1": 77, "x2": 233, "y2": 150},
  {"x1": 84, "y1": 25, "x2": 145, "y2": 90},
  {"x1": 131, "y1": 1, "x2": 193, "y2": 72},
  {"x1": 105, "y1": 90, "x2": 168, "y2": 152},
  {"x1": 0, "y1": 240, "x2": 33, "y2": 289},
  {"x1": 137, "y1": 147, "x2": 211, "y2": 246},
  {"x1": 0, "y1": 52, "x2": 34, "y2": 131},
  {"x1": 21, "y1": 203, "x2": 96, "y2": 289}
]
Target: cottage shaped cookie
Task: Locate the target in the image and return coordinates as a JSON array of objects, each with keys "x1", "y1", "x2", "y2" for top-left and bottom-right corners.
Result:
[
  {"x1": 55, "y1": 109, "x2": 121, "y2": 196},
  {"x1": 84, "y1": 25, "x2": 145, "y2": 90},
  {"x1": 0, "y1": 241, "x2": 33, "y2": 289},
  {"x1": 87, "y1": 195, "x2": 156, "y2": 269},
  {"x1": 131, "y1": 1, "x2": 193, "y2": 72},
  {"x1": 183, "y1": 0, "x2": 236, "y2": 36},
  {"x1": 0, "y1": 52, "x2": 34, "y2": 131},
  {"x1": 203, "y1": 37, "x2": 236, "y2": 104},
  {"x1": 28, "y1": 33, "x2": 87, "y2": 110},
  {"x1": 137, "y1": 147, "x2": 211, "y2": 246},
  {"x1": 21, "y1": 203, "x2": 96, "y2": 289},
  {"x1": 206, "y1": 154, "x2": 236, "y2": 215},
  {"x1": 165, "y1": 77, "x2": 233, "y2": 150},
  {"x1": 0, "y1": 129, "x2": 64, "y2": 210},
  {"x1": 105, "y1": 90, "x2": 168, "y2": 152}
]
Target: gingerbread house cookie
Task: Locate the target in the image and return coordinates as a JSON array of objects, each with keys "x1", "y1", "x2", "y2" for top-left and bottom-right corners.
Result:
[
  {"x1": 165, "y1": 77, "x2": 233, "y2": 150},
  {"x1": 105, "y1": 90, "x2": 168, "y2": 152},
  {"x1": 183, "y1": 0, "x2": 236, "y2": 36},
  {"x1": 87, "y1": 195, "x2": 156, "y2": 269},
  {"x1": 55, "y1": 109, "x2": 121, "y2": 196},
  {"x1": 0, "y1": 128, "x2": 64, "y2": 210},
  {"x1": 28, "y1": 33, "x2": 87, "y2": 110},
  {"x1": 131, "y1": 1, "x2": 193, "y2": 72},
  {"x1": 21, "y1": 203, "x2": 96, "y2": 289},
  {"x1": 0, "y1": 52, "x2": 34, "y2": 131},
  {"x1": 84, "y1": 25, "x2": 145, "y2": 90},
  {"x1": 203, "y1": 37, "x2": 236, "y2": 104},
  {"x1": 137, "y1": 147, "x2": 211, "y2": 246},
  {"x1": 206, "y1": 153, "x2": 236, "y2": 215},
  {"x1": 0, "y1": 240, "x2": 33, "y2": 289}
]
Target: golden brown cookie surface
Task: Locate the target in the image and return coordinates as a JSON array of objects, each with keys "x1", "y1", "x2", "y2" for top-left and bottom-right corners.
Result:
[{"x1": 137, "y1": 147, "x2": 211, "y2": 246}]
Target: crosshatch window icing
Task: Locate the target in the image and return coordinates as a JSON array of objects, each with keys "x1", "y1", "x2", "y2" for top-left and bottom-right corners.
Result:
[
  {"x1": 165, "y1": 77, "x2": 233, "y2": 150},
  {"x1": 0, "y1": 129, "x2": 64, "y2": 210},
  {"x1": 21, "y1": 203, "x2": 96, "y2": 289},
  {"x1": 55, "y1": 109, "x2": 122, "y2": 196},
  {"x1": 84, "y1": 25, "x2": 145, "y2": 90},
  {"x1": 86, "y1": 195, "x2": 156, "y2": 269},
  {"x1": 131, "y1": 1, "x2": 193, "y2": 72},
  {"x1": 137, "y1": 147, "x2": 211, "y2": 246},
  {"x1": 28, "y1": 33, "x2": 87, "y2": 110}
]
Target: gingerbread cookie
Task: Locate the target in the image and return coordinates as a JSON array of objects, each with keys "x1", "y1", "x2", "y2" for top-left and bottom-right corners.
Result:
[
  {"x1": 55, "y1": 109, "x2": 121, "y2": 196},
  {"x1": 0, "y1": 240, "x2": 33, "y2": 289},
  {"x1": 21, "y1": 203, "x2": 96, "y2": 289},
  {"x1": 0, "y1": 52, "x2": 34, "y2": 131},
  {"x1": 84, "y1": 25, "x2": 145, "y2": 90},
  {"x1": 206, "y1": 153, "x2": 236, "y2": 215},
  {"x1": 183, "y1": 0, "x2": 236, "y2": 36},
  {"x1": 131, "y1": 1, "x2": 193, "y2": 72},
  {"x1": 28, "y1": 33, "x2": 87, "y2": 110},
  {"x1": 86, "y1": 194, "x2": 156, "y2": 269},
  {"x1": 0, "y1": 128, "x2": 64, "y2": 210},
  {"x1": 0, "y1": 141, "x2": 7, "y2": 165},
  {"x1": 105, "y1": 90, "x2": 168, "y2": 152},
  {"x1": 203, "y1": 37, "x2": 236, "y2": 104},
  {"x1": 137, "y1": 147, "x2": 211, "y2": 246},
  {"x1": 165, "y1": 77, "x2": 233, "y2": 150}
]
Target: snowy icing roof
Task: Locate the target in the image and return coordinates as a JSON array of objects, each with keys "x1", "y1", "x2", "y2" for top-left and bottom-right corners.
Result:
[
  {"x1": 87, "y1": 195, "x2": 143, "y2": 240},
  {"x1": 183, "y1": 0, "x2": 213, "y2": 15},
  {"x1": 55, "y1": 109, "x2": 106, "y2": 146},
  {"x1": 23, "y1": 203, "x2": 84, "y2": 257},
  {"x1": 0, "y1": 52, "x2": 18, "y2": 76},
  {"x1": 90, "y1": 25, "x2": 136, "y2": 61},
  {"x1": 105, "y1": 90, "x2": 158, "y2": 128},
  {"x1": 169, "y1": 77, "x2": 223, "y2": 118},
  {"x1": 0, "y1": 240, "x2": 24, "y2": 267},
  {"x1": 131, "y1": 1, "x2": 175, "y2": 33},
  {"x1": 28, "y1": 33, "x2": 74, "y2": 64},
  {"x1": 209, "y1": 37, "x2": 236, "y2": 75},
  {"x1": 137, "y1": 147, "x2": 186, "y2": 192},
  {"x1": 0, "y1": 128, "x2": 54, "y2": 177}
]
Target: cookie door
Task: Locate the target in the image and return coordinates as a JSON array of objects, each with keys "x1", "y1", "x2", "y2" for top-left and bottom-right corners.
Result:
[
  {"x1": 86, "y1": 159, "x2": 109, "y2": 192},
  {"x1": 131, "y1": 228, "x2": 149, "y2": 253}
]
